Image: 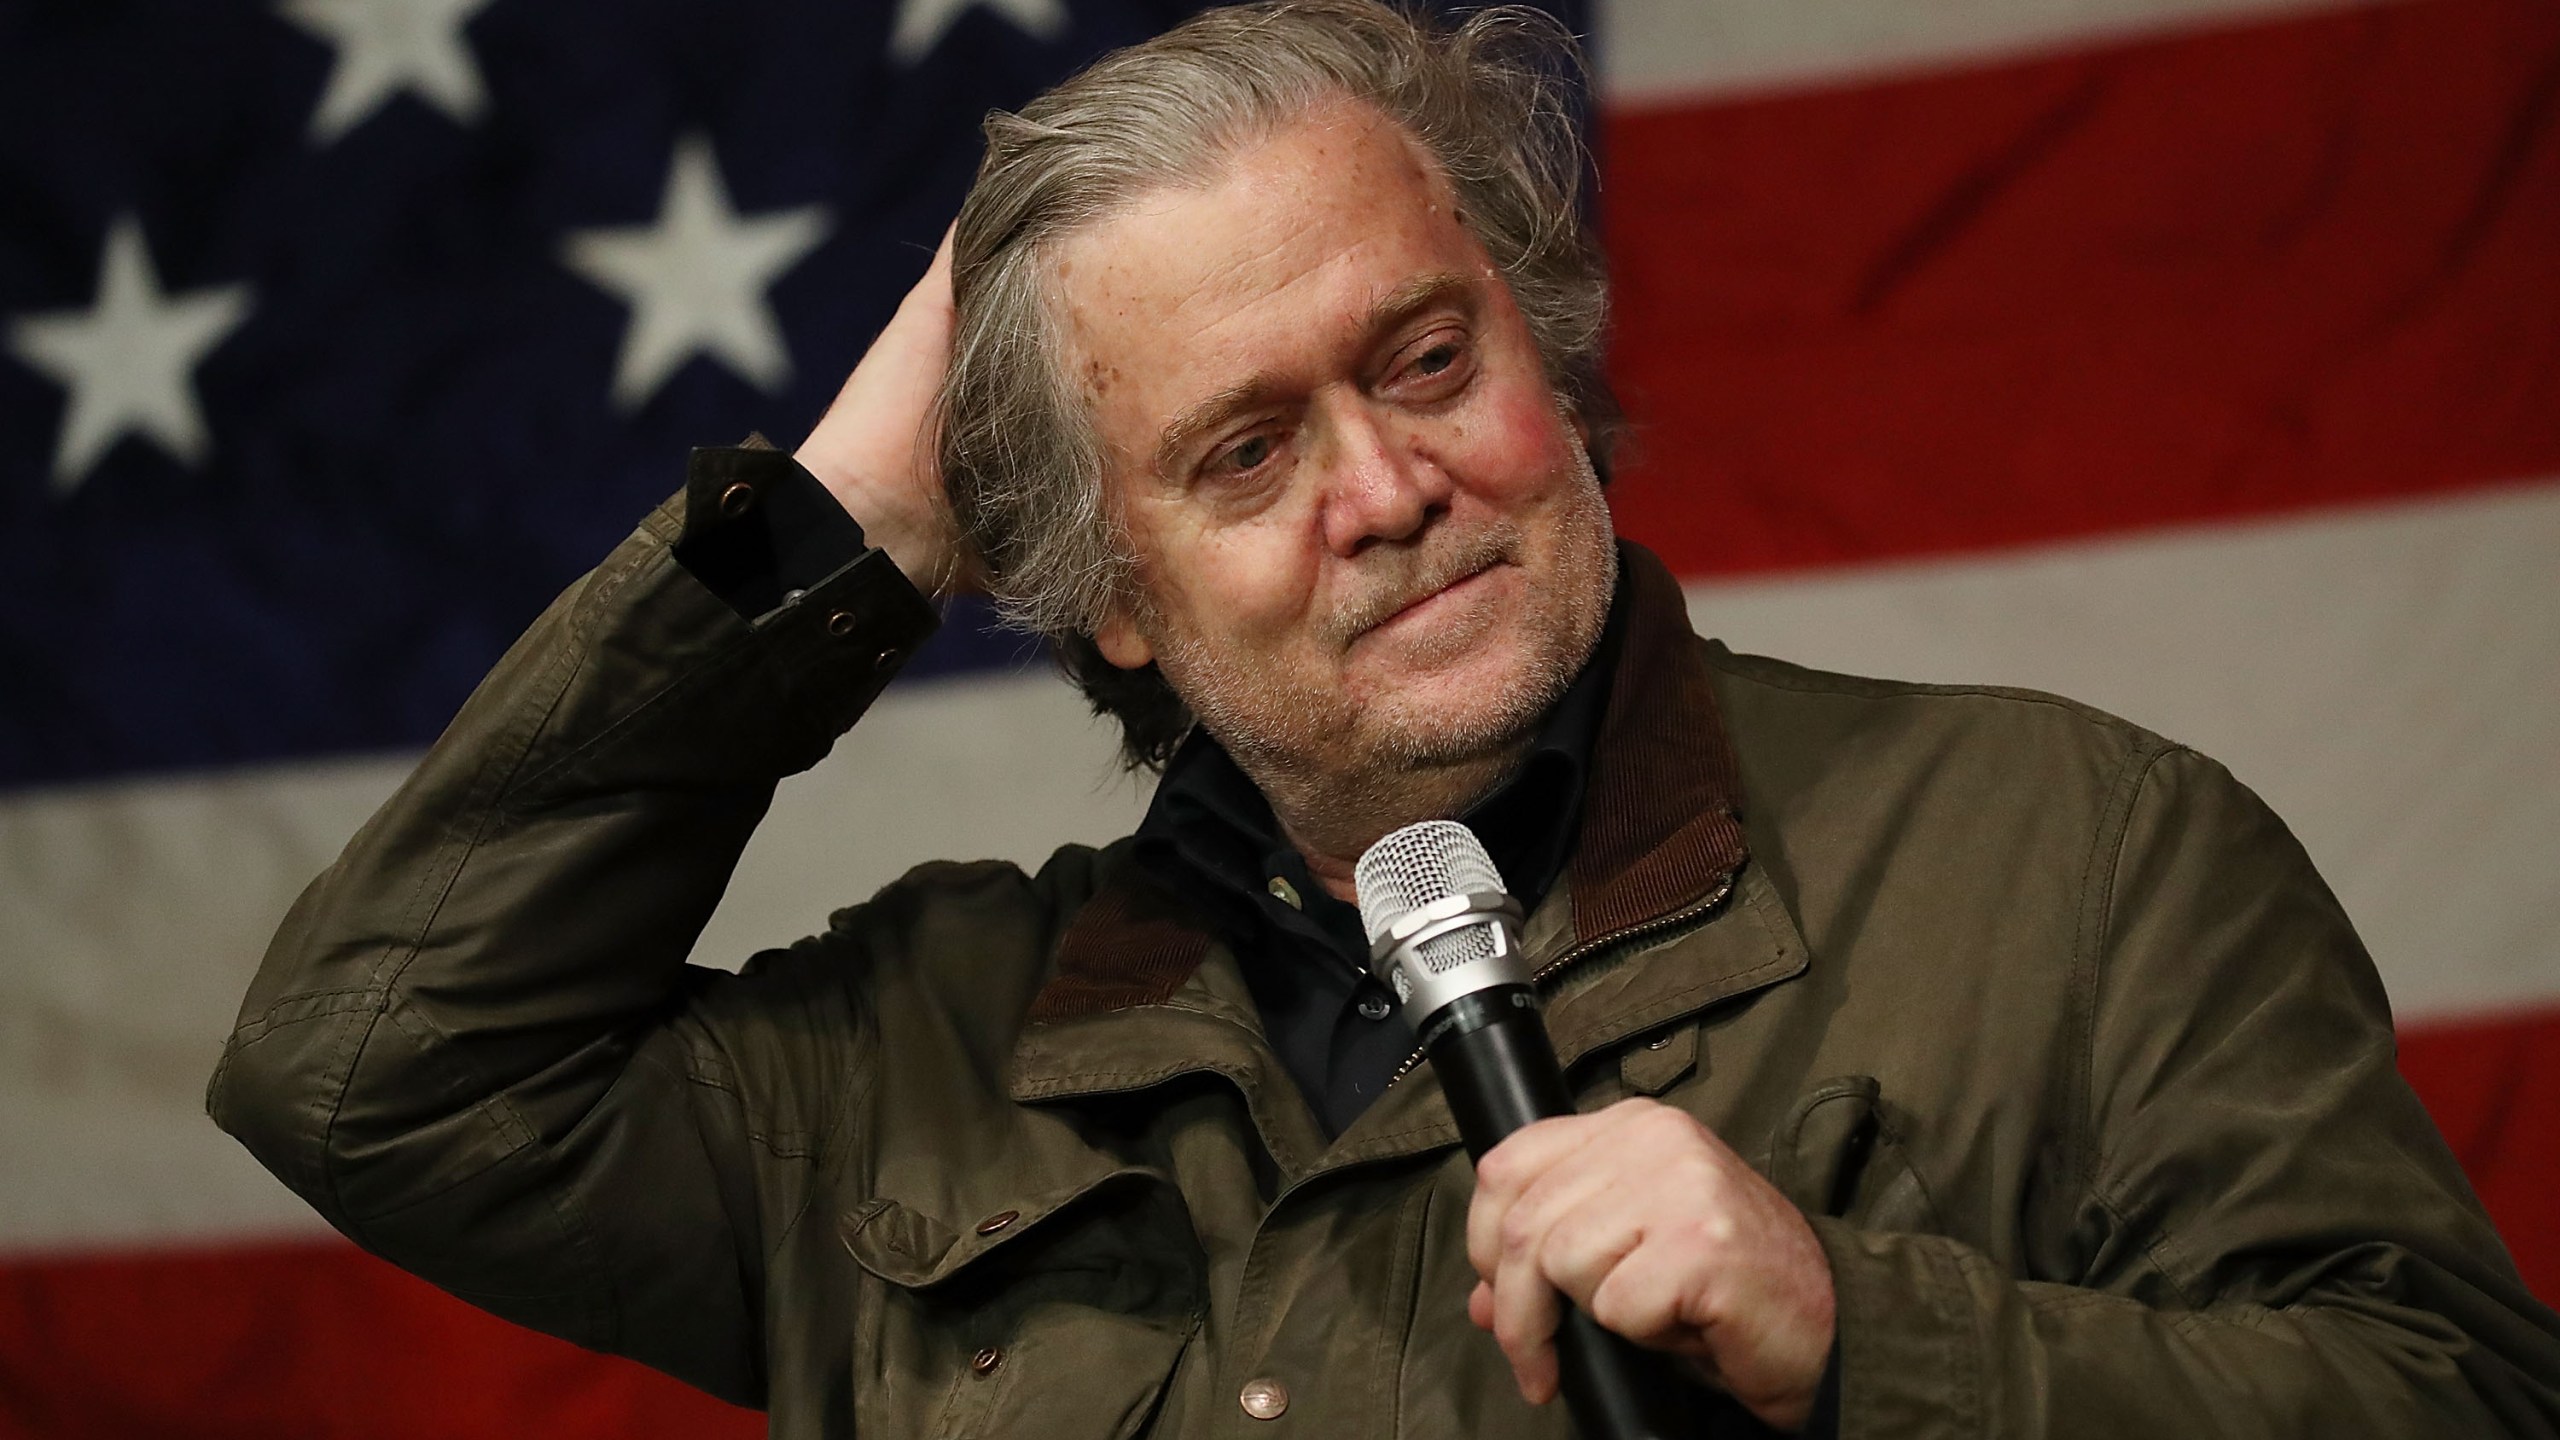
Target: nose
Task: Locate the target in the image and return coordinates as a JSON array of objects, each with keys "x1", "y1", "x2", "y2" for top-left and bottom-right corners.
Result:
[{"x1": 1318, "y1": 401, "x2": 1451, "y2": 557}]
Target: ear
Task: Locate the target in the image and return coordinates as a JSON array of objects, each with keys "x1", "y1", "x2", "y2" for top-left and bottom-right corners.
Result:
[{"x1": 1092, "y1": 608, "x2": 1155, "y2": 670}]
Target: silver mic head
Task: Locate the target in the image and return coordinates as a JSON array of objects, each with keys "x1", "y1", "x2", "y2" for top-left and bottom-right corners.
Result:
[{"x1": 1354, "y1": 820, "x2": 1530, "y2": 1020}]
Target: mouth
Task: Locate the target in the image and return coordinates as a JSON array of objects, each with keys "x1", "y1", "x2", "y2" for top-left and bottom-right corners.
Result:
[{"x1": 1358, "y1": 558, "x2": 1506, "y2": 642}]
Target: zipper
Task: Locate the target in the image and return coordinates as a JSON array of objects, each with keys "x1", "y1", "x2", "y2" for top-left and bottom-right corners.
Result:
[{"x1": 1381, "y1": 871, "x2": 1738, "y2": 1088}]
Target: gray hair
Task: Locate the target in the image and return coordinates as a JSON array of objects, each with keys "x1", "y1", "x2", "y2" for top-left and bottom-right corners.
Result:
[{"x1": 939, "y1": 0, "x2": 1616, "y2": 769}]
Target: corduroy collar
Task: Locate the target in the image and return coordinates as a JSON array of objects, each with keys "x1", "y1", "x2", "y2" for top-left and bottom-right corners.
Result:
[{"x1": 1025, "y1": 541, "x2": 1748, "y2": 1023}]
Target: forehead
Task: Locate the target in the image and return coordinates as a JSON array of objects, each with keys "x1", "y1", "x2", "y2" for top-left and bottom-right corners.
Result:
[{"x1": 1046, "y1": 101, "x2": 1496, "y2": 452}]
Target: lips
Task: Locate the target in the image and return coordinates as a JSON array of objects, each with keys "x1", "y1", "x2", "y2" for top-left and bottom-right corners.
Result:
[
  {"x1": 1330, "y1": 526, "x2": 1524, "y2": 647},
  {"x1": 1346, "y1": 556, "x2": 1508, "y2": 647},
  {"x1": 1375, "y1": 561, "x2": 1494, "y2": 630}
]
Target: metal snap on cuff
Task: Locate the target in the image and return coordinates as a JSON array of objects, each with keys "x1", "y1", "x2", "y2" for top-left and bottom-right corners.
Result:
[
  {"x1": 825, "y1": 609, "x2": 858, "y2": 637},
  {"x1": 717, "y1": 481, "x2": 756, "y2": 517}
]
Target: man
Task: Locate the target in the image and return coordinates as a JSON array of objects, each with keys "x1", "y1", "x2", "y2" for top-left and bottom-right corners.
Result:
[{"x1": 210, "y1": 3, "x2": 2560, "y2": 1436}]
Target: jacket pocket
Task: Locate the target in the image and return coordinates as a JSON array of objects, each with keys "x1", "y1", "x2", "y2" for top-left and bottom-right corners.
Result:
[
  {"x1": 1763, "y1": 1075, "x2": 1942, "y2": 1232},
  {"x1": 840, "y1": 1168, "x2": 1201, "y2": 1440}
]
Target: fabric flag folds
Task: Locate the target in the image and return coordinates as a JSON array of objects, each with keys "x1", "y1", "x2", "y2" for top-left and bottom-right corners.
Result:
[{"x1": 2, "y1": 0, "x2": 2553, "y2": 1432}]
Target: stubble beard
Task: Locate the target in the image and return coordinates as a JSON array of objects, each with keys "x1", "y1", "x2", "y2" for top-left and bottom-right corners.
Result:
[{"x1": 1147, "y1": 443, "x2": 1617, "y2": 861}]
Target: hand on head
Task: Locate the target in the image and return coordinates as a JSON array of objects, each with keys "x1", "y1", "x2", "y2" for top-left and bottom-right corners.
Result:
[{"x1": 796, "y1": 226, "x2": 973, "y2": 597}]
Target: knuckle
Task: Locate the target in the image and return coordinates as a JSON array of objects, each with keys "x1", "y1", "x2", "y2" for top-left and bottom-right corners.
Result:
[
  {"x1": 1641, "y1": 1103, "x2": 1700, "y2": 1142},
  {"x1": 1586, "y1": 1282, "x2": 1644, "y2": 1338},
  {"x1": 1499, "y1": 1207, "x2": 1542, "y2": 1254}
]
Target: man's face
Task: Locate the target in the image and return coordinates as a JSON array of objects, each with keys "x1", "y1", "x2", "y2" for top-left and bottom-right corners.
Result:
[{"x1": 1056, "y1": 99, "x2": 1615, "y2": 789}]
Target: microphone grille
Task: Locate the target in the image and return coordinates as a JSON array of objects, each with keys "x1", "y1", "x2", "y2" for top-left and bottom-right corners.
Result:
[{"x1": 1354, "y1": 820, "x2": 1505, "y2": 946}]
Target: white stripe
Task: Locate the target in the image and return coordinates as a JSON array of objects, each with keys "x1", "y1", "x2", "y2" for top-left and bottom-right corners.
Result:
[
  {"x1": 5, "y1": 482, "x2": 2553, "y2": 1251},
  {"x1": 1596, "y1": 0, "x2": 2395, "y2": 105},
  {"x1": 0, "y1": 674, "x2": 1147, "y2": 1253},
  {"x1": 1686, "y1": 480, "x2": 2560, "y2": 1023}
]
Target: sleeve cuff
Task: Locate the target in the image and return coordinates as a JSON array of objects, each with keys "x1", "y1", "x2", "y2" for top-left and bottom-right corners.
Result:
[{"x1": 674, "y1": 441, "x2": 881, "y2": 619}]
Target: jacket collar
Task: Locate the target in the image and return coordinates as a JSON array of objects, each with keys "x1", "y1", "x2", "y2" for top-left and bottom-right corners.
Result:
[{"x1": 1024, "y1": 541, "x2": 1750, "y2": 1027}]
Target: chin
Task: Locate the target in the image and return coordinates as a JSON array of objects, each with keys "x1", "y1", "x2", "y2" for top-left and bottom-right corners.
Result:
[
  {"x1": 1357, "y1": 550, "x2": 1613, "y2": 769},
  {"x1": 1355, "y1": 633, "x2": 1577, "y2": 767}
]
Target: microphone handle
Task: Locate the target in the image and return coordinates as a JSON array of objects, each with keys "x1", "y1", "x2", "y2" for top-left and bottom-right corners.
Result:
[{"x1": 1425, "y1": 987, "x2": 1705, "y2": 1440}]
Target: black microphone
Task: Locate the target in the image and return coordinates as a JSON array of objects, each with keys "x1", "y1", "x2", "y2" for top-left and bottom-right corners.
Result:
[{"x1": 1355, "y1": 820, "x2": 1702, "y2": 1440}]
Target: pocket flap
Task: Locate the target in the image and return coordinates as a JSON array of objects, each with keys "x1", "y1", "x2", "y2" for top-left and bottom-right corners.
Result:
[
  {"x1": 1619, "y1": 1024, "x2": 1699, "y2": 1096},
  {"x1": 1763, "y1": 1074, "x2": 1941, "y2": 1231},
  {"x1": 837, "y1": 1165, "x2": 1162, "y2": 1289},
  {"x1": 1768, "y1": 1074, "x2": 1883, "y2": 1216}
]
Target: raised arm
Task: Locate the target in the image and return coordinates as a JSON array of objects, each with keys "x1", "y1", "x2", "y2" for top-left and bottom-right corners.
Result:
[{"x1": 207, "y1": 240, "x2": 961, "y2": 1407}]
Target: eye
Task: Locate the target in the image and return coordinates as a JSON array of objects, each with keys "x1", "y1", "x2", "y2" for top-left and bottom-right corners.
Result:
[
  {"x1": 1390, "y1": 331, "x2": 1474, "y2": 397},
  {"x1": 1211, "y1": 431, "x2": 1277, "y2": 477}
]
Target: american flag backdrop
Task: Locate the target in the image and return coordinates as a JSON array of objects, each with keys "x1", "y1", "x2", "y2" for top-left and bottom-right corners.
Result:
[{"x1": 2, "y1": 0, "x2": 2554, "y2": 1433}]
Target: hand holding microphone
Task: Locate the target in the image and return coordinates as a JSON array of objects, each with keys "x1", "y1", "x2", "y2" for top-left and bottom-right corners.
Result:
[{"x1": 1356, "y1": 821, "x2": 1835, "y2": 1437}]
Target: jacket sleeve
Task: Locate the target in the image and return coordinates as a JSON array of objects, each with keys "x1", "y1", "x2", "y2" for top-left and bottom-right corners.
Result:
[
  {"x1": 1812, "y1": 744, "x2": 2560, "y2": 1438},
  {"x1": 204, "y1": 446, "x2": 940, "y2": 1409}
]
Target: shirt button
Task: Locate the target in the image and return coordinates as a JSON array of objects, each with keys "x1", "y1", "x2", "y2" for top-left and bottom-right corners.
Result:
[
  {"x1": 1239, "y1": 1377, "x2": 1289, "y2": 1420},
  {"x1": 1265, "y1": 876, "x2": 1302, "y2": 910},
  {"x1": 971, "y1": 1347, "x2": 1003, "y2": 1376},
  {"x1": 1357, "y1": 994, "x2": 1392, "y2": 1021}
]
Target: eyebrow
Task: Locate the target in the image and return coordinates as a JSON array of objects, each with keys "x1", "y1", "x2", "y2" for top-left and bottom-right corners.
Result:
[{"x1": 1149, "y1": 269, "x2": 1478, "y2": 479}]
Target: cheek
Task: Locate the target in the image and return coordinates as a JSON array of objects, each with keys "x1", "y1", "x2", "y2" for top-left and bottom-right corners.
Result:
[
  {"x1": 1137, "y1": 508, "x2": 1321, "y2": 649},
  {"x1": 1450, "y1": 380, "x2": 1582, "y2": 503}
]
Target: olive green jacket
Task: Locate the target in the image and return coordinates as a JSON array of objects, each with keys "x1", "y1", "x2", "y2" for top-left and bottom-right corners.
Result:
[{"x1": 212, "y1": 451, "x2": 2560, "y2": 1438}]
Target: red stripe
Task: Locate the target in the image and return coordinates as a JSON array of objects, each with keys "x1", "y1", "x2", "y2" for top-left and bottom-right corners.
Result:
[
  {"x1": 1600, "y1": 0, "x2": 2560, "y2": 576},
  {"x1": 2396, "y1": 1005, "x2": 2560, "y2": 1306},
  {"x1": 3, "y1": 1008, "x2": 2550, "y2": 1432},
  {"x1": 0, "y1": 1243, "x2": 756, "y2": 1440}
]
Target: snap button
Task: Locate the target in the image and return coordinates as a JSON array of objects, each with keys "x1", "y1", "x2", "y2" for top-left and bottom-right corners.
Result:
[
  {"x1": 1357, "y1": 994, "x2": 1392, "y2": 1021},
  {"x1": 1266, "y1": 876, "x2": 1302, "y2": 910},
  {"x1": 825, "y1": 609, "x2": 859, "y2": 638},
  {"x1": 974, "y1": 1209, "x2": 1019, "y2": 1236},
  {"x1": 971, "y1": 1347, "x2": 1003, "y2": 1376},
  {"x1": 718, "y1": 480, "x2": 756, "y2": 518},
  {"x1": 872, "y1": 644, "x2": 901, "y2": 669},
  {"x1": 1239, "y1": 1377, "x2": 1288, "y2": 1420},
  {"x1": 1648, "y1": 1034, "x2": 1674, "y2": 1050}
]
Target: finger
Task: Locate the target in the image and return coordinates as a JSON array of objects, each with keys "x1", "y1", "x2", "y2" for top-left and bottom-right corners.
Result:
[
  {"x1": 1488, "y1": 1253, "x2": 1563, "y2": 1405},
  {"x1": 1530, "y1": 1201, "x2": 1646, "y2": 1316},
  {"x1": 1489, "y1": 1188, "x2": 1599, "y2": 1407},
  {"x1": 1468, "y1": 1279, "x2": 1494, "y2": 1332},
  {"x1": 1584, "y1": 1231, "x2": 1713, "y2": 1354},
  {"x1": 1496, "y1": 1148, "x2": 1627, "y2": 1288},
  {"x1": 1466, "y1": 1114, "x2": 1609, "y2": 1278},
  {"x1": 905, "y1": 223, "x2": 957, "y2": 316}
]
